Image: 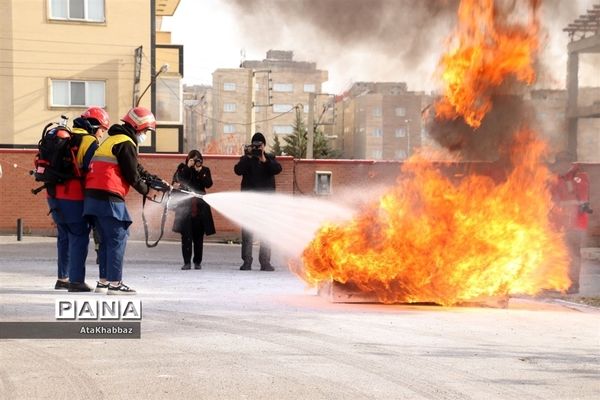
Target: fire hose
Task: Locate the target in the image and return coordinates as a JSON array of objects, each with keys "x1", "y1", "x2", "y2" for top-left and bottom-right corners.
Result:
[{"x1": 142, "y1": 177, "x2": 204, "y2": 248}]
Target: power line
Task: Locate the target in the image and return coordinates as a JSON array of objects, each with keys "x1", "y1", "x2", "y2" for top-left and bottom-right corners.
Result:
[
  {"x1": 142, "y1": 52, "x2": 298, "y2": 126},
  {"x1": 0, "y1": 35, "x2": 139, "y2": 48},
  {"x1": 0, "y1": 73, "x2": 141, "y2": 81},
  {"x1": 0, "y1": 65, "x2": 135, "y2": 73},
  {"x1": 0, "y1": 47, "x2": 135, "y2": 56},
  {"x1": 0, "y1": 60, "x2": 133, "y2": 65},
  {"x1": 154, "y1": 69, "x2": 298, "y2": 127}
]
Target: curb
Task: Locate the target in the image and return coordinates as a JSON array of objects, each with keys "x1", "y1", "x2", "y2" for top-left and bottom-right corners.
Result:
[{"x1": 550, "y1": 299, "x2": 600, "y2": 313}]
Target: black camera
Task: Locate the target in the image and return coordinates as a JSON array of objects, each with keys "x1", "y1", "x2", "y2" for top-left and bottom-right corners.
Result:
[
  {"x1": 580, "y1": 202, "x2": 593, "y2": 214},
  {"x1": 244, "y1": 141, "x2": 263, "y2": 158},
  {"x1": 193, "y1": 158, "x2": 203, "y2": 167}
]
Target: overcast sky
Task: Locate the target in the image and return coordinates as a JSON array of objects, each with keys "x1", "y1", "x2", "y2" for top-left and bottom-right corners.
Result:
[{"x1": 162, "y1": 0, "x2": 599, "y2": 94}]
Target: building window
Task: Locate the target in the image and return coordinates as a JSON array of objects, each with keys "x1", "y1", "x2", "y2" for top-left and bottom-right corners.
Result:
[
  {"x1": 303, "y1": 83, "x2": 316, "y2": 93},
  {"x1": 223, "y1": 82, "x2": 236, "y2": 91},
  {"x1": 156, "y1": 77, "x2": 182, "y2": 123},
  {"x1": 303, "y1": 104, "x2": 309, "y2": 114},
  {"x1": 372, "y1": 107, "x2": 382, "y2": 117},
  {"x1": 395, "y1": 107, "x2": 406, "y2": 117},
  {"x1": 395, "y1": 149, "x2": 407, "y2": 160},
  {"x1": 49, "y1": 0, "x2": 105, "y2": 22},
  {"x1": 371, "y1": 128, "x2": 382, "y2": 137},
  {"x1": 273, "y1": 125, "x2": 293, "y2": 135},
  {"x1": 224, "y1": 124, "x2": 235, "y2": 134},
  {"x1": 273, "y1": 83, "x2": 293, "y2": 92},
  {"x1": 273, "y1": 104, "x2": 293, "y2": 113},
  {"x1": 255, "y1": 83, "x2": 260, "y2": 91},
  {"x1": 224, "y1": 103, "x2": 236, "y2": 112},
  {"x1": 395, "y1": 127, "x2": 406, "y2": 138},
  {"x1": 51, "y1": 79, "x2": 105, "y2": 107},
  {"x1": 371, "y1": 149, "x2": 383, "y2": 159}
]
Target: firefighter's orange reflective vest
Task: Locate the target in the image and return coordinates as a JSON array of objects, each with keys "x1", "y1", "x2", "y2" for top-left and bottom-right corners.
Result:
[{"x1": 85, "y1": 134, "x2": 136, "y2": 198}]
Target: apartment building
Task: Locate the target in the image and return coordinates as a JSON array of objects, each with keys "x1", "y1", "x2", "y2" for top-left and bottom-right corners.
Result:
[
  {"x1": 334, "y1": 82, "x2": 423, "y2": 160},
  {"x1": 212, "y1": 50, "x2": 328, "y2": 155},
  {"x1": 0, "y1": 0, "x2": 183, "y2": 153},
  {"x1": 183, "y1": 84, "x2": 213, "y2": 153}
]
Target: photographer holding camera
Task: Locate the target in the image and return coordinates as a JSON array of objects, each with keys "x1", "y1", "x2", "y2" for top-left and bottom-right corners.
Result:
[
  {"x1": 172, "y1": 150, "x2": 216, "y2": 270},
  {"x1": 548, "y1": 151, "x2": 593, "y2": 294},
  {"x1": 234, "y1": 132, "x2": 282, "y2": 271}
]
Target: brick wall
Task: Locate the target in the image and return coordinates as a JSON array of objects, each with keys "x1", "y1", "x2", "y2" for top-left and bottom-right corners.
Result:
[
  {"x1": 1, "y1": 149, "x2": 599, "y2": 244},
  {"x1": 0, "y1": 150, "x2": 294, "y2": 241}
]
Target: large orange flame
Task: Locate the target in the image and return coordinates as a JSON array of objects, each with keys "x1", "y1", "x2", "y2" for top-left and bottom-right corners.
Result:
[
  {"x1": 435, "y1": 0, "x2": 540, "y2": 128},
  {"x1": 296, "y1": 131, "x2": 570, "y2": 305}
]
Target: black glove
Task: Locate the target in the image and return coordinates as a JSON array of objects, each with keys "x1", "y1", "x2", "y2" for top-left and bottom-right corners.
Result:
[
  {"x1": 580, "y1": 202, "x2": 593, "y2": 214},
  {"x1": 145, "y1": 177, "x2": 170, "y2": 192}
]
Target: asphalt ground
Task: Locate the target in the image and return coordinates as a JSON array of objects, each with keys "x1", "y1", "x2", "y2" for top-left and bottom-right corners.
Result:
[{"x1": 1, "y1": 236, "x2": 599, "y2": 400}]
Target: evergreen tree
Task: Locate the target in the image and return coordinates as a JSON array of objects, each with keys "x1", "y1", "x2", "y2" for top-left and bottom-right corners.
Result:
[
  {"x1": 313, "y1": 129, "x2": 342, "y2": 159},
  {"x1": 282, "y1": 108, "x2": 340, "y2": 159},
  {"x1": 272, "y1": 135, "x2": 283, "y2": 156},
  {"x1": 282, "y1": 109, "x2": 307, "y2": 158}
]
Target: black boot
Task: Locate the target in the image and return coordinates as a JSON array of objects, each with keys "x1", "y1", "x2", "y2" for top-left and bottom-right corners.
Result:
[{"x1": 68, "y1": 282, "x2": 92, "y2": 292}]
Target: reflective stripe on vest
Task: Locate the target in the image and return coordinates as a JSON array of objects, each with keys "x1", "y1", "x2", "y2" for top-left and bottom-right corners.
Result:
[{"x1": 85, "y1": 134, "x2": 136, "y2": 198}]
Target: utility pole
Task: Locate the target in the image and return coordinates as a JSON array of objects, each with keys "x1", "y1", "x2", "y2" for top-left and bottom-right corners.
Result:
[
  {"x1": 136, "y1": 64, "x2": 168, "y2": 107},
  {"x1": 306, "y1": 92, "x2": 315, "y2": 159},
  {"x1": 250, "y1": 69, "x2": 272, "y2": 141},
  {"x1": 132, "y1": 46, "x2": 143, "y2": 107}
]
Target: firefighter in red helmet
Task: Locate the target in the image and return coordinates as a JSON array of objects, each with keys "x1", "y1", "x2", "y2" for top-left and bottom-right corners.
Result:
[
  {"x1": 49, "y1": 106, "x2": 110, "y2": 292},
  {"x1": 84, "y1": 107, "x2": 169, "y2": 295},
  {"x1": 548, "y1": 151, "x2": 593, "y2": 294},
  {"x1": 81, "y1": 106, "x2": 110, "y2": 133}
]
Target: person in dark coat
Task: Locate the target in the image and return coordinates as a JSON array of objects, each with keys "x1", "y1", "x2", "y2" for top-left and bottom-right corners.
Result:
[
  {"x1": 233, "y1": 132, "x2": 282, "y2": 271},
  {"x1": 172, "y1": 150, "x2": 216, "y2": 270}
]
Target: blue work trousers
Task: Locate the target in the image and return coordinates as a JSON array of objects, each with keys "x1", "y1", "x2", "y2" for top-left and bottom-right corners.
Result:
[
  {"x1": 92, "y1": 216, "x2": 129, "y2": 282},
  {"x1": 49, "y1": 199, "x2": 90, "y2": 282}
]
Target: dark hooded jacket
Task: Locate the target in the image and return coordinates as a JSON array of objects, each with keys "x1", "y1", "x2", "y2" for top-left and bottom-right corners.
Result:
[
  {"x1": 233, "y1": 154, "x2": 282, "y2": 191},
  {"x1": 171, "y1": 162, "x2": 216, "y2": 235}
]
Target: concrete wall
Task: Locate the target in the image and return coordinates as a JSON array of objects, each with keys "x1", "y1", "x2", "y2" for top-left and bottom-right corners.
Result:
[{"x1": 1, "y1": 150, "x2": 599, "y2": 244}]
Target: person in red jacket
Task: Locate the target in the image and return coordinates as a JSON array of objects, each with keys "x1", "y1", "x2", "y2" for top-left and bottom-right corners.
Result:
[
  {"x1": 548, "y1": 151, "x2": 593, "y2": 294},
  {"x1": 49, "y1": 106, "x2": 110, "y2": 292}
]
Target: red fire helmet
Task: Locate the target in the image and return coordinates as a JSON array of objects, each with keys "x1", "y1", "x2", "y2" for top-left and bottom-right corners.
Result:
[
  {"x1": 121, "y1": 107, "x2": 156, "y2": 133},
  {"x1": 81, "y1": 106, "x2": 110, "y2": 130}
]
